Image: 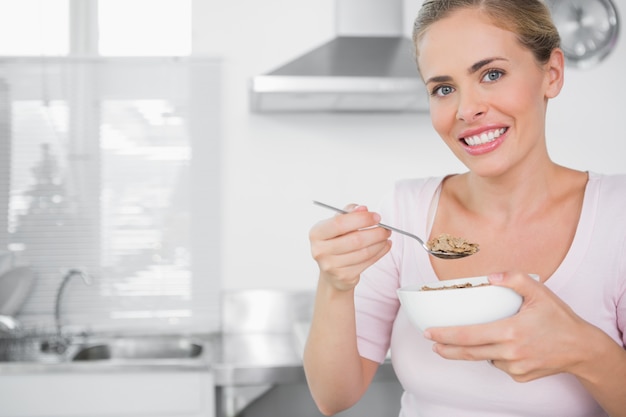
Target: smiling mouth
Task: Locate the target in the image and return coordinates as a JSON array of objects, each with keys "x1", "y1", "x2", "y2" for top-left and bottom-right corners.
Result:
[{"x1": 462, "y1": 128, "x2": 508, "y2": 146}]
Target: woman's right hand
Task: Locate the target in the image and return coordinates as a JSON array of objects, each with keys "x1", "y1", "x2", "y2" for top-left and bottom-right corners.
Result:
[{"x1": 309, "y1": 204, "x2": 392, "y2": 291}]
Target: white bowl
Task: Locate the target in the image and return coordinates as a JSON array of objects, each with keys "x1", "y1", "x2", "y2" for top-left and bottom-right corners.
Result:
[{"x1": 397, "y1": 275, "x2": 537, "y2": 332}]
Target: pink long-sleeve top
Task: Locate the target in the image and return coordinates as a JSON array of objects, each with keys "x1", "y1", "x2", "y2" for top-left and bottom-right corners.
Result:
[{"x1": 355, "y1": 172, "x2": 626, "y2": 417}]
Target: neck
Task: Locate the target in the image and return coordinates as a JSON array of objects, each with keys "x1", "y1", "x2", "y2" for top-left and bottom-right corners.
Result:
[{"x1": 458, "y1": 160, "x2": 582, "y2": 223}]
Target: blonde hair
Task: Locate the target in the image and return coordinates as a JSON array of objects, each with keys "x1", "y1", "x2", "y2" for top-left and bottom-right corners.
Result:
[{"x1": 413, "y1": 0, "x2": 560, "y2": 65}]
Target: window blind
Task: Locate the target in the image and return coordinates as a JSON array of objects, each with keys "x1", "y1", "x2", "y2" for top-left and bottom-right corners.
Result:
[{"x1": 0, "y1": 57, "x2": 221, "y2": 334}]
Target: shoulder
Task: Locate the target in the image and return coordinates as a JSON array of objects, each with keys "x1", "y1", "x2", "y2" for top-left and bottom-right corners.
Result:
[
  {"x1": 587, "y1": 173, "x2": 626, "y2": 266},
  {"x1": 379, "y1": 176, "x2": 443, "y2": 213},
  {"x1": 591, "y1": 172, "x2": 626, "y2": 193},
  {"x1": 376, "y1": 176, "x2": 444, "y2": 230},
  {"x1": 391, "y1": 176, "x2": 444, "y2": 198},
  {"x1": 589, "y1": 173, "x2": 626, "y2": 214}
]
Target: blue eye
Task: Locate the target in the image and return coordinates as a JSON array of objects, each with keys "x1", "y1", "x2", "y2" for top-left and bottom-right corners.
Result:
[
  {"x1": 483, "y1": 69, "x2": 503, "y2": 82},
  {"x1": 432, "y1": 85, "x2": 455, "y2": 97}
]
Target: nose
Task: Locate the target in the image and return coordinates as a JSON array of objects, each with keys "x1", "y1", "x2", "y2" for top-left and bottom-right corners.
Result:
[{"x1": 456, "y1": 89, "x2": 487, "y2": 122}]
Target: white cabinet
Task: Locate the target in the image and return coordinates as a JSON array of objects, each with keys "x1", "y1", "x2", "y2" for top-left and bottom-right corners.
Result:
[{"x1": 0, "y1": 370, "x2": 215, "y2": 417}]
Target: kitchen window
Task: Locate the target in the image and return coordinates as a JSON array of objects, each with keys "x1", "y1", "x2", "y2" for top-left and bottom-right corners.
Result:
[
  {"x1": 0, "y1": 0, "x2": 221, "y2": 333},
  {"x1": 0, "y1": 0, "x2": 69, "y2": 56},
  {"x1": 0, "y1": 0, "x2": 191, "y2": 57},
  {"x1": 99, "y1": 0, "x2": 191, "y2": 56}
]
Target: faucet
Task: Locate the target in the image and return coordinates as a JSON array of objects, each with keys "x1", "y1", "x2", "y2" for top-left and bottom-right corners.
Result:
[
  {"x1": 0, "y1": 315, "x2": 21, "y2": 333},
  {"x1": 48, "y1": 269, "x2": 92, "y2": 353}
]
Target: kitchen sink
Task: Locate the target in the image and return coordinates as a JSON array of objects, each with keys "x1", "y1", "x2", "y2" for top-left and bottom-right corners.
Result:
[
  {"x1": 0, "y1": 335, "x2": 204, "y2": 363},
  {"x1": 71, "y1": 337, "x2": 204, "y2": 361},
  {"x1": 0, "y1": 336, "x2": 56, "y2": 363}
]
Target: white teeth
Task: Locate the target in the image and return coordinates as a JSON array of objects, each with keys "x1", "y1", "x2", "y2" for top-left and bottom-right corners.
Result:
[{"x1": 463, "y1": 128, "x2": 506, "y2": 146}]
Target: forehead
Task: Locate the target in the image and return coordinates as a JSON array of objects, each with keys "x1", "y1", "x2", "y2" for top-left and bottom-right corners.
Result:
[{"x1": 417, "y1": 8, "x2": 521, "y2": 78}]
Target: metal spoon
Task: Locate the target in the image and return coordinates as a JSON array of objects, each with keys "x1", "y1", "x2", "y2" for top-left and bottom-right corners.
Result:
[{"x1": 313, "y1": 200, "x2": 474, "y2": 260}]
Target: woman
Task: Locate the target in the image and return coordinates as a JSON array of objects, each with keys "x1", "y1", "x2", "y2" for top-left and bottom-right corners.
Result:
[{"x1": 304, "y1": 1, "x2": 626, "y2": 416}]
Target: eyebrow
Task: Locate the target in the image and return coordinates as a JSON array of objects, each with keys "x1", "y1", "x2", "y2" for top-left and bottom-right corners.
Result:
[
  {"x1": 469, "y1": 57, "x2": 505, "y2": 74},
  {"x1": 424, "y1": 57, "x2": 508, "y2": 85}
]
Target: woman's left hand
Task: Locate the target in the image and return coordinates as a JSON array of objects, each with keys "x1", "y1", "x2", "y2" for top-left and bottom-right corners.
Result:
[{"x1": 424, "y1": 271, "x2": 595, "y2": 382}]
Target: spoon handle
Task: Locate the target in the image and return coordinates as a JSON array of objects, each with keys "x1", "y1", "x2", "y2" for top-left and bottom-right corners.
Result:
[{"x1": 312, "y1": 200, "x2": 426, "y2": 246}]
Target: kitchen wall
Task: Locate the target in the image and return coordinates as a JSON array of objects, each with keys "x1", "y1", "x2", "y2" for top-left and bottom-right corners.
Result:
[{"x1": 193, "y1": 0, "x2": 626, "y2": 291}]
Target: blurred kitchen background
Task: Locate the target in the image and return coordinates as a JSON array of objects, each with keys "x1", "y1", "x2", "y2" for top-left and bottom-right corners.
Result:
[
  {"x1": 0, "y1": 0, "x2": 624, "y2": 416},
  {"x1": 1, "y1": 0, "x2": 625, "y2": 335}
]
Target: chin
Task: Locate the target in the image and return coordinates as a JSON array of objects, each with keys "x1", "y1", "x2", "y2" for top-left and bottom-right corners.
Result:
[{"x1": 464, "y1": 163, "x2": 511, "y2": 179}]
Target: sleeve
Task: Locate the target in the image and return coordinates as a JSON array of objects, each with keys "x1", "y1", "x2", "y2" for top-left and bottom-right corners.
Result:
[
  {"x1": 602, "y1": 175, "x2": 626, "y2": 348},
  {"x1": 353, "y1": 176, "x2": 441, "y2": 363},
  {"x1": 617, "y1": 226, "x2": 626, "y2": 347},
  {"x1": 354, "y1": 250, "x2": 401, "y2": 363},
  {"x1": 353, "y1": 185, "x2": 404, "y2": 363},
  {"x1": 603, "y1": 174, "x2": 626, "y2": 347}
]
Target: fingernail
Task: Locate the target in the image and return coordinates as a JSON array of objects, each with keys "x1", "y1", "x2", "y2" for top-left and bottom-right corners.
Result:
[
  {"x1": 488, "y1": 273, "x2": 503, "y2": 283},
  {"x1": 372, "y1": 213, "x2": 381, "y2": 222},
  {"x1": 423, "y1": 330, "x2": 432, "y2": 340}
]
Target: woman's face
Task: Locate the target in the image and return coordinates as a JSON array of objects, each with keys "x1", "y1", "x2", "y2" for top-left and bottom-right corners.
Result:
[{"x1": 417, "y1": 8, "x2": 563, "y2": 178}]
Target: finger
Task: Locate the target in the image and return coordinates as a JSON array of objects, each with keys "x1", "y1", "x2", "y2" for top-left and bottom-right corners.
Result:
[
  {"x1": 317, "y1": 239, "x2": 392, "y2": 291},
  {"x1": 425, "y1": 318, "x2": 515, "y2": 347},
  {"x1": 488, "y1": 272, "x2": 542, "y2": 300},
  {"x1": 323, "y1": 237, "x2": 392, "y2": 269},
  {"x1": 331, "y1": 223, "x2": 391, "y2": 253},
  {"x1": 428, "y1": 321, "x2": 520, "y2": 365},
  {"x1": 431, "y1": 340, "x2": 499, "y2": 362},
  {"x1": 321, "y1": 239, "x2": 392, "y2": 278},
  {"x1": 345, "y1": 203, "x2": 362, "y2": 212},
  {"x1": 313, "y1": 226, "x2": 391, "y2": 262},
  {"x1": 433, "y1": 338, "x2": 553, "y2": 382},
  {"x1": 310, "y1": 206, "x2": 381, "y2": 241}
]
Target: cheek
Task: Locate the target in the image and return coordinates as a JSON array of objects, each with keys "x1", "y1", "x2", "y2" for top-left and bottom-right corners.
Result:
[
  {"x1": 430, "y1": 102, "x2": 456, "y2": 147},
  {"x1": 498, "y1": 89, "x2": 543, "y2": 123},
  {"x1": 501, "y1": 76, "x2": 546, "y2": 115},
  {"x1": 429, "y1": 101, "x2": 457, "y2": 142}
]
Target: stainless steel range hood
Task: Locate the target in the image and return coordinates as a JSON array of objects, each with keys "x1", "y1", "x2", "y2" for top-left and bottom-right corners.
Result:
[{"x1": 250, "y1": 0, "x2": 428, "y2": 113}]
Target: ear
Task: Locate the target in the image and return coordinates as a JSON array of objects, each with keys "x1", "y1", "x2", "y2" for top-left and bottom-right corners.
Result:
[{"x1": 544, "y1": 48, "x2": 565, "y2": 99}]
